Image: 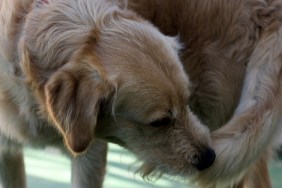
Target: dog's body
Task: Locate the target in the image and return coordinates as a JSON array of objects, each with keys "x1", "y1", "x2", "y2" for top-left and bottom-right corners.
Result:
[
  {"x1": 0, "y1": 0, "x2": 217, "y2": 187},
  {"x1": 128, "y1": 0, "x2": 282, "y2": 187},
  {"x1": 2, "y1": 0, "x2": 282, "y2": 187}
]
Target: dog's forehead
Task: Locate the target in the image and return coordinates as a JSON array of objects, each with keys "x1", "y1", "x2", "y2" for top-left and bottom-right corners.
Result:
[
  {"x1": 115, "y1": 72, "x2": 189, "y2": 120},
  {"x1": 114, "y1": 52, "x2": 191, "y2": 116}
]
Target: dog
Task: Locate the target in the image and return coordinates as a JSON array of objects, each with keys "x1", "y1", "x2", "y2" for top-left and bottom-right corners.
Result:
[
  {"x1": 0, "y1": 0, "x2": 217, "y2": 187},
  {"x1": 127, "y1": 0, "x2": 282, "y2": 187}
]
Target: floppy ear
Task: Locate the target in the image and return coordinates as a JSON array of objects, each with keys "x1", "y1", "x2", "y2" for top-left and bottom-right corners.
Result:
[{"x1": 44, "y1": 57, "x2": 114, "y2": 154}]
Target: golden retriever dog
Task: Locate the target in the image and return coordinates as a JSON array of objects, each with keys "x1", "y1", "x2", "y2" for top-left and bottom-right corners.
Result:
[
  {"x1": 127, "y1": 0, "x2": 282, "y2": 187},
  {"x1": 0, "y1": 0, "x2": 217, "y2": 187}
]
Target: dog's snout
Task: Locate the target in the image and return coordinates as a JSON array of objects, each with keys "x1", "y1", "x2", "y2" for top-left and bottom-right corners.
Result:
[{"x1": 193, "y1": 147, "x2": 216, "y2": 171}]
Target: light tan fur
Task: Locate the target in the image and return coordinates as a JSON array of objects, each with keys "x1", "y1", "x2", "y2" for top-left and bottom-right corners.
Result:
[
  {"x1": 0, "y1": 0, "x2": 216, "y2": 187},
  {"x1": 128, "y1": 0, "x2": 282, "y2": 187}
]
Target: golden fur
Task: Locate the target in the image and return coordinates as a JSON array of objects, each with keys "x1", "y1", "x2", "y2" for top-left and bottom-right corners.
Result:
[
  {"x1": 128, "y1": 0, "x2": 282, "y2": 187},
  {"x1": 0, "y1": 0, "x2": 216, "y2": 187}
]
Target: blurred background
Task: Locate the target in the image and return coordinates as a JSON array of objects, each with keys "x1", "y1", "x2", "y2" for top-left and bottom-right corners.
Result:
[{"x1": 25, "y1": 144, "x2": 282, "y2": 188}]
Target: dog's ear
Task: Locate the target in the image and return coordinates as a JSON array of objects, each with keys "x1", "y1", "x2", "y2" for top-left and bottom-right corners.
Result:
[{"x1": 44, "y1": 56, "x2": 114, "y2": 154}]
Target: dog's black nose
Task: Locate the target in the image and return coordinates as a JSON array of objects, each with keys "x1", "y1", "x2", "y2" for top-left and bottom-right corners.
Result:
[{"x1": 193, "y1": 147, "x2": 216, "y2": 171}]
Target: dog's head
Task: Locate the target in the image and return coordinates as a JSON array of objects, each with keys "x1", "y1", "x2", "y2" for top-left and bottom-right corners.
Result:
[{"x1": 20, "y1": 0, "x2": 215, "y2": 177}]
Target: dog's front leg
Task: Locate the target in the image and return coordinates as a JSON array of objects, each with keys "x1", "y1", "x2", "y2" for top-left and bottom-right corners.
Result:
[
  {"x1": 194, "y1": 24, "x2": 282, "y2": 187},
  {"x1": 0, "y1": 138, "x2": 26, "y2": 188},
  {"x1": 71, "y1": 139, "x2": 108, "y2": 188}
]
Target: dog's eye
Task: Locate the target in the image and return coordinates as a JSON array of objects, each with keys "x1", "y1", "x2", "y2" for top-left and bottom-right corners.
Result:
[{"x1": 150, "y1": 117, "x2": 171, "y2": 127}]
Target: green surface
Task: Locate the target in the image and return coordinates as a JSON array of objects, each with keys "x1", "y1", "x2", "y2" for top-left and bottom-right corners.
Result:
[
  {"x1": 25, "y1": 144, "x2": 282, "y2": 188},
  {"x1": 270, "y1": 161, "x2": 282, "y2": 188}
]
